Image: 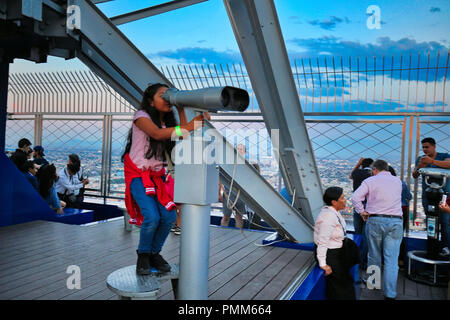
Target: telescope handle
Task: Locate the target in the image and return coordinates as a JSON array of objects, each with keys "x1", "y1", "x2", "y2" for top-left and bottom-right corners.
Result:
[{"x1": 424, "y1": 175, "x2": 448, "y2": 189}]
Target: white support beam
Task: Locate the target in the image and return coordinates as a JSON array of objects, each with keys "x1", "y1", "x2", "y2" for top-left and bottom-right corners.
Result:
[
  {"x1": 224, "y1": 0, "x2": 324, "y2": 225},
  {"x1": 90, "y1": 0, "x2": 113, "y2": 4}
]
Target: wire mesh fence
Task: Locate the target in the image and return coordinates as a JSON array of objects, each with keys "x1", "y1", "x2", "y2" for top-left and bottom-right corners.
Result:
[
  {"x1": 7, "y1": 52, "x2": 449, "y2": 114},
  {"x1": 4, "y1": 119, "x2": 34, "y2": 156},
  {"x1": 292, "y1": 52, "x2": 450, "y2": 113},
  {"x1": 109, "y1": 118, "x2": 132, "y2": 197},
  {"x1": 5, "y1": 114, "x2": 449, "y2": 232},
  {"x1": 40, "y1": 119, "x2": 104, "y2": 195}
]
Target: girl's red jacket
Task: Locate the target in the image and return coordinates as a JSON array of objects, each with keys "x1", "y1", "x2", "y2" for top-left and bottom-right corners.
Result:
[{"x1": 123, "y1": 153, "x2": 176, "y2": 226}]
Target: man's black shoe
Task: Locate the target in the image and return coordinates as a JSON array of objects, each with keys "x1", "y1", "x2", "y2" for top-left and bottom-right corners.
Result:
[
  {"x1": 384, "y1": 297, "x2": 396, "y2": 300},
  {"x1": 149, "y1": 252, "x2": 171, "y2": 273}
]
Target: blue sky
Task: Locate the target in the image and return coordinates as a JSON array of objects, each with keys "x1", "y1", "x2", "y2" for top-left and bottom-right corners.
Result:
[{"x1": 10, "y1": 0, "x2": 450, "y2": 72}]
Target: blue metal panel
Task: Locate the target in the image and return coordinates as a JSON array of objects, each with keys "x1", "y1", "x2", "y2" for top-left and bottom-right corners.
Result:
[
  {"x1": 0, "y1": 62, "x2": 8, "y2": 153},
  {"x1": 50, "y1": 208, "x2": 94, "y2": 225},
  {"x1": 0, "y1": 152, "x2": 55, "y2": 227},
  {"x1": 290, "y1": 266, "x2": 326, "y2": 300}
]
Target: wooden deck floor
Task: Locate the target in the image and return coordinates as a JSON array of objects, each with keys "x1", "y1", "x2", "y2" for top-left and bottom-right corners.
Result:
[
  {"x1": 1, "y1": 219, "x2": 446, "y2": 300},
  {"x1": 0, "y1": 219, "x2": 312, "y2": 300},
  {"x1": 358, "y1": 269, "x2": 448, "y2": 300}
]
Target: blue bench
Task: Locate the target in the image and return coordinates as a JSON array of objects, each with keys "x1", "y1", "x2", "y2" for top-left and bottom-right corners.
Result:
[{"x1": 50, "y1": 208, "x2": 95, "y2": 225}]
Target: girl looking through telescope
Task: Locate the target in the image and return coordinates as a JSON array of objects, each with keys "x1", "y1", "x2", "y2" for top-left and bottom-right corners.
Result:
[{"x1": 122, "y1": 83, "x2": 209, "y2": 275}]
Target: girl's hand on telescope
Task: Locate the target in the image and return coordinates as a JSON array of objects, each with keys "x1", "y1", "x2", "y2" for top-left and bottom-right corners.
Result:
[{"x1": 188, "y1": 114, "x2": 206, "y2": 131}]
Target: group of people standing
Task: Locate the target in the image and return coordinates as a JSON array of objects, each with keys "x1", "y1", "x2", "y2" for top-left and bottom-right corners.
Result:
[
  {"x1": 314, "y1": 138, "x2": 449, "y2": 300},
  {"x1": 9, "y1": 138, "x2": 89, "y2": 214}
]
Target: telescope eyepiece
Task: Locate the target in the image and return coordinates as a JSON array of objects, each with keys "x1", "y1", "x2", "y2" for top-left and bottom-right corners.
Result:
[{"x1": 221, "y1": 90, "x2": 230, "y2": 108}]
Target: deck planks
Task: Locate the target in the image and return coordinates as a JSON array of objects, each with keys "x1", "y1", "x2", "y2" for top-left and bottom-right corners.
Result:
[
  {"x1": 1, "y1": 219, "x2": 446, "y2": 300},
  {"x1": 0, "y1": 220, "x2": 311, "y2": 300}
]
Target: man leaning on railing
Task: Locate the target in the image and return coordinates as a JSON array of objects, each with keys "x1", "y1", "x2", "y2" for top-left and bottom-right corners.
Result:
[{"x1": 413, "y1": 137, "x2": 450, "y2": 257}]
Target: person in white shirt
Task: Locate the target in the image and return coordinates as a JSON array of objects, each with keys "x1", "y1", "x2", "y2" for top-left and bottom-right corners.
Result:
[
  {"x1": 55, "y1": 154, "x2": 89, "y2": 208},
  {"x1": 314, "y1": 186, "x2": 356, "y2": 300}
]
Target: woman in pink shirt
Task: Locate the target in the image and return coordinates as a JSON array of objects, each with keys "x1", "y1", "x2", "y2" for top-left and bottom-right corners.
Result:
[
  {"x1": 122, "y1": 83, "x2": 208, "y2": 275},
  {"x1": 314, "y1": 186, "x2": 356, "y2": 300}
]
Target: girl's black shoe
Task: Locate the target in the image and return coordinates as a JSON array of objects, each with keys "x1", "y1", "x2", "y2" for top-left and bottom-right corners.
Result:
[
  {"x1": 149, "y1": 252, "x2": 171, "y2": 273},
  {"x1": 136, "y1": 250, "x2": 151, "y2": 275}
]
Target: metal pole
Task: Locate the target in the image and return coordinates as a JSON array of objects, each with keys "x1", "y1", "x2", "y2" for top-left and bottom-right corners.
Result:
[
  {"x1": 407, "y1": 116, "x2": 414, "y2": 192},
  {"x1": 174, "y1": 130, "x2": 218, "y2": 300},
  {"x1": 178, "y1": 203, "x2": 211, "y2": 300},
  {"x1": 400, "y1": 116, "x2": 406, "y2": 181},
  {"x1": 0, "y1": 62, "x2": 9, "y2": 152},
  {"x1": 34, "y1": 114, "x2": 43, "y2": 146},
  {"x1": 413, "y1": 117, "x2": 421, "y2": 221}
]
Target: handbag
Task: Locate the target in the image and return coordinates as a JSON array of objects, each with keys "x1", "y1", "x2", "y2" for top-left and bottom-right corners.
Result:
[
  {"x1": 334, "y1": 211, "x2": 361, "y2": 269},
  {"x1": 342, "y1": 237, "x2": 361, "y2": 269}
]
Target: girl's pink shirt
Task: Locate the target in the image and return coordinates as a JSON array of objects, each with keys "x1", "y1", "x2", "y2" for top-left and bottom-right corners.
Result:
[{"x1": 129, "y1": 110, "x2": 165, "y2": 171}]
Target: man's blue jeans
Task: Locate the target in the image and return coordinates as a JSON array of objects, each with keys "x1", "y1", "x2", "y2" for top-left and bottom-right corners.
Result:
[
  {"x1": 130, "y1": 177, "x2": 176, "y2": 254},
  {"x1": 365, "y1": 216, "x2": 403, "y2": 299}
]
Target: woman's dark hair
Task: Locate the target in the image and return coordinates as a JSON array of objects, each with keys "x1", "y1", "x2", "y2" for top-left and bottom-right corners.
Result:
[
  {"x1": 36, "y1": 164, "x2": 57, "y2": 198},
  {"x1": 361, "y1": 158, "x2": 374, "y2": 168},
  {"x1": 68, "y1": 154, "x2": 81, "y2": 174},
  {"x1": 323, "y1": 186, "x2": 344, "y2": 206},
  {"x1": 121, "y1": 83, "x2": 177, "y2": 162},
  {"x1": 388, "y1": 166, "x2": 397, "y2": 176}
]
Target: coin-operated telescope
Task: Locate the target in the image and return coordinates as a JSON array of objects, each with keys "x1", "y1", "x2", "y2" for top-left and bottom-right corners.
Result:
[
  {"x1": 418, "y1": 167, "x2": 450, "y2": 260},
  {"x1": 164, "y1": 86, "x2": 249, "y2": 299},
  {"x1": 162, "y1": 86, "x2": 249, "y2": 113}
]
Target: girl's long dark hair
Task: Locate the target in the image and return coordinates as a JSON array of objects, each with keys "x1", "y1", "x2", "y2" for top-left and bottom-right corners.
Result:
[
  {"x1": 36, "y1": 164, "x2": 57, "y2": 198},
  {"x1": 121, "y1": 83, "x2": 177, "y2": 163}
]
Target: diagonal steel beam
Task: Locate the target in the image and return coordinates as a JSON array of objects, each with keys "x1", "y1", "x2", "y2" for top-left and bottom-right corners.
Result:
[
  {"x1": 224, "y1": 0, "x2": 324, "y2": 224},
  {"x1": 67, "y1": 0, "x2": 172, "y2": 107},
  {"x1": 109, "y1": 0, "x2": 208, "y2": 26},
  {"x1": 208, "y1": 124, "x2": 314, "y2": 242},
  {"x1": 90, "y1": 0, "x2": 113, "y2": 4}
]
